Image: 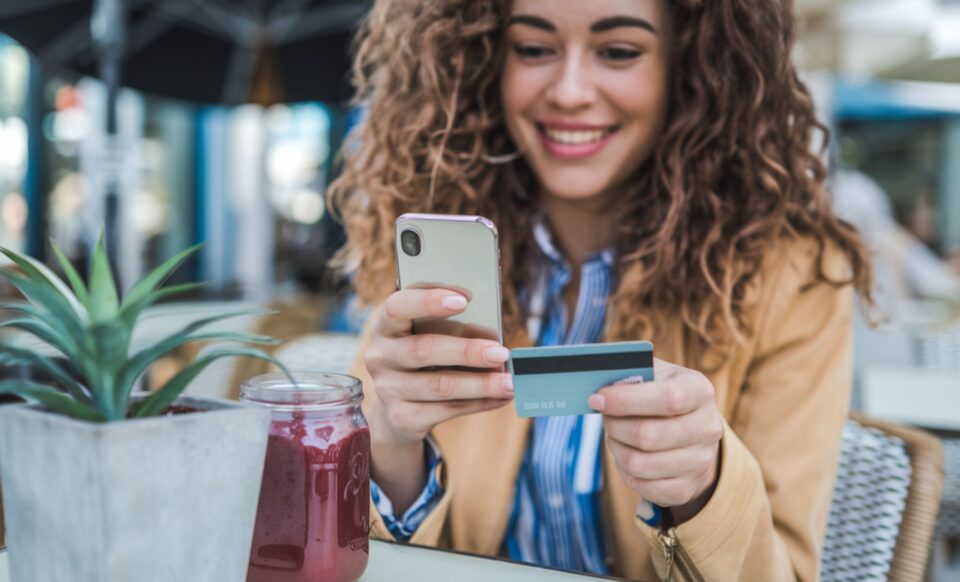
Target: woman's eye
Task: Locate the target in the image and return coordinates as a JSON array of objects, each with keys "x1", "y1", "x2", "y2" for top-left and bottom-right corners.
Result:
[
  {"x1": 512, "y1": 44, "x2": 554, "y2": 59},
  {"x1": 599, "y1": 46, "x2": 642, "y2": 61}
]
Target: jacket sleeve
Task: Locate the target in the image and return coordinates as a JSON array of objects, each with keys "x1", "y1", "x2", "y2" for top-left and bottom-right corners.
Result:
[
  {"x1": 350, "y1": 315, "x2": 456, "y2": 547},
  {"x1": 635, "y1": 243, "x2": 855, "y2": 581}
]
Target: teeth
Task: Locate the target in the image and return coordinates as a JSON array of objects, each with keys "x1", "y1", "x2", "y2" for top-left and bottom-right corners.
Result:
[{"x1": 543, "y1": 127, "x2": 609, "y2": 145}]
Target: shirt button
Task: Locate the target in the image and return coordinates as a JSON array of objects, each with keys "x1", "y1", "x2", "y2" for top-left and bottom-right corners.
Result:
[{"x1": 548, "y1": 494, "x2": 564, "y2": 509}]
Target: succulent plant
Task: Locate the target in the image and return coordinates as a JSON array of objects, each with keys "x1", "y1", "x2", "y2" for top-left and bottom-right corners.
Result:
[{"x1": 0, "y1": 235, "x2": 286, "y2": 421}]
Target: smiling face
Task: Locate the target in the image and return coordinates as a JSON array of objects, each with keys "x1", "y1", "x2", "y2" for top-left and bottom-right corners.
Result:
[{"x1": 501, "y1": 0, "x2": 671, "y2": 206}]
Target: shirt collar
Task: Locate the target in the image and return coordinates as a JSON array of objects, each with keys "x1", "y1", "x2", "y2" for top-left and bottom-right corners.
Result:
[{"x1": 531, "y1": 215, "x2": 616, "y2": 271}]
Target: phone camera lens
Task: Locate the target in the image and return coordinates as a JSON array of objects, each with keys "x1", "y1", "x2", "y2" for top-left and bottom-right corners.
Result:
[{"x1": 400, "y1": 229, "x2": 421, "y2": 256}]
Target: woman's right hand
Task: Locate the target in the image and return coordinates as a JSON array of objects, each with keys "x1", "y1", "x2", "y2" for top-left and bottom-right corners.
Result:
[{"x1": 365, "y1": 288, "x2": 514, "y2": 512}]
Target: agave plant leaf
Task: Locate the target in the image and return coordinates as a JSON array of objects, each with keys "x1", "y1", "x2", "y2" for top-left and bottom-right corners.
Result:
[
  {"x1": 132, "y1": 348, "x2": 289, "y2": 418},
  {"x1": 1, "y1": 271, "x2": 88, "y2": 347},
  {"x1": 2, "y1": 301, "x2": 79, "y2": 328},
  {"x1": 1, "y1": 237, "x2": 289, "y2": 424},
  {"x1": 121, "y1": 309, "x2": 273, "y2": 386},
  {"x1": 119, "y1": 282, "x2": 209, "y2": 327},
  {"x1": 0, "y1": 247, "x2": 87, "y2": 320},
  {"x1": 0, "y1": 317, "x2": 80, "y2": 361},
  {"x1": 132, "y1": 308, "x2": 270, "y2": 345},
  {"x1": 121, "y1": 243, "x2": 203, "y2": 313},
  {"x1": 0, "y1": 380, "x2": 105, "y2": 422},
  {"x1": 87, "y1": 233, "x2": 120, "y2": 323},
  {"x1": 86, "y1": 320, "x2": 134, "y2": 420},
  {"x1": 116, "y1": 308, "x2": 274, "y2": 398},
  {"x1": 0, "y1": 346, "x2": 92, "y2": 405},
  {"x1": 50, "y1": 241, "x2": 90, "y2": 307}
]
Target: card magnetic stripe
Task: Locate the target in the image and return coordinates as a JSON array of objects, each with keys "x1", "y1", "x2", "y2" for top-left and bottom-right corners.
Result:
[{"x1": 512, "y1": 350, "x2": 654, "y2": 375}]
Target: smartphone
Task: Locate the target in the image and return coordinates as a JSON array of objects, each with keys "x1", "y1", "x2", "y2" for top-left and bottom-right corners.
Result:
[{"x1": 395, "y1": 213, "x2": 503, "y2": 343}]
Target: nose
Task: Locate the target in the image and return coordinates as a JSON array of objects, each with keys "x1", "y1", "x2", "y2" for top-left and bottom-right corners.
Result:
[{"x1": 545, "y1": 52, "x2": 596, "y2": 111}]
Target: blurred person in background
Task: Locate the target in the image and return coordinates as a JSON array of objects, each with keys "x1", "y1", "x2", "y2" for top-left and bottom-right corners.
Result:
[
  {"x1": 330, "y1": 0, "x2": 873, "y2": 580},
  {"x1": 832, "y1": 169, "x2": 960, "y2": 316}
]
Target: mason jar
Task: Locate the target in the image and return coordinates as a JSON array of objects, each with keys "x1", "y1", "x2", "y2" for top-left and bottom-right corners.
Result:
[{"x1": 241, "y1": 372, "x2": 370, "y2": 582}]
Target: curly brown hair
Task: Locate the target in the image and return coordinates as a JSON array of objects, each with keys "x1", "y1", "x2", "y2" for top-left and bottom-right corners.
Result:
[{"x1": 329, "y1": 0, "x2": 873, "y2": 353}]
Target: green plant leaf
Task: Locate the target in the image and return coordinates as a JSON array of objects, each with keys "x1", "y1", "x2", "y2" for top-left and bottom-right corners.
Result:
[
  {"x1": 0, "y1": 317, "x2": 80, "y2": 360},
  {"x1": 115, "y1": 332, "x2": 276, "y2": 405},
  {"x1": 0, "y1": 247, "x2": 87, "y2": 320},
  {"x1": 119, "y1": 282, "x2": 208, "y2": 326},
  {"x1": 50, "y1": 240, "x2": 90, "y2": 307},
  {"x1": 121, "y1": 243, "x2": 203, "y2": 312},
  {"x1": 87, "y1": 233, "x2": 119, "y2": 323},
  {"x1": 0, "y1": 380, "x2": 106, "y2": 422},
  {"x1": 1, "y1": 302, "x2": 89, "y2": 360},
  {"x1": 0, "y1": 346, "x2": 93, "y2": 405},
  {"x1": 132, "y1": 348, "x2": 287, "y2": 418},
  {"x1": 115, "y1": 308, "x2": 274, "y2": 401},
  {"x1": 87, "y1": 320, "x2": 133, "y2": 420},
  {"x1": 1, "y1": 274, "x2": 89, "y2": 354}
]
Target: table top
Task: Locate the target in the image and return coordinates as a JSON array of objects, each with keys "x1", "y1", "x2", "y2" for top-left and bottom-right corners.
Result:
[
  {"x1": 0, "y1": 540, "x2": 622, "y2": 582},
  {"x1": 861, "y1": 366, "x2": 960, "y2": 431}
]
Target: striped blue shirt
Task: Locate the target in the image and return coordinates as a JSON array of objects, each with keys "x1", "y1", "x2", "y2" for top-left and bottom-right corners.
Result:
[{"x1": 371, "y1": 219, "x2": 620, "y2": 575}]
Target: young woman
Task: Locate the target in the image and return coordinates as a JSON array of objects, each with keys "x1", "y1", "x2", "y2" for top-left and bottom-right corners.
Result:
[{"x1": 330, "y1": 0, "x2": 873, "y2": 579}]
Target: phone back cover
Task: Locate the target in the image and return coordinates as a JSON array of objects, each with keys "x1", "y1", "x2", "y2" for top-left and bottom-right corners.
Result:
[{"x1": 395, "y1": 214, "x2": 503, "y2": 342}]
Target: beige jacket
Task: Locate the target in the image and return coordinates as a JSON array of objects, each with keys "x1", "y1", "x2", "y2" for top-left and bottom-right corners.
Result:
[{"x1": 351, "y1": 237, "x2": 854, "y2": 581}]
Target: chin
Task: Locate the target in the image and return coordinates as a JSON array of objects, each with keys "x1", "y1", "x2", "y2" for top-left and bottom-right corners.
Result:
[
  {"x1": 541, "y1": 184, "x2": 608, "y2": 201},
  {"x1": 535, "y1": 169, "x2": 618, "y2": 202}
]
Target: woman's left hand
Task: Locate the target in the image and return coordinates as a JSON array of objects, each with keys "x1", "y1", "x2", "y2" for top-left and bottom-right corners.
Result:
[{"x1": 588, "y1": 359, "x2": 724, "y2": 523}]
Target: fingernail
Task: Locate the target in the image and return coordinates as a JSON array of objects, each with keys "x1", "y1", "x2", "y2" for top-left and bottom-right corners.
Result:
[
  {"x1": 588, "y1": 394, "x2": 605, "y2": 412},
  {"x1": 502, "y1": 374, "x2": 514, "y2": 393},
  {"x1": 441, "y1": 295, "x2": 467, "y2": 310},
  {"x1": 484, "y1": 346, "x2": 510, "y2": 363}
]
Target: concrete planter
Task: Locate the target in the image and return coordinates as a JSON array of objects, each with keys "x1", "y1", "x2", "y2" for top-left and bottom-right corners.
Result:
[{"x1": 0, "y1": 397, "x2": 270, "y2": 582}]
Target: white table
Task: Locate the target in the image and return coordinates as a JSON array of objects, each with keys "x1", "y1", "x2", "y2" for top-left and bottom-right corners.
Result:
[
  {"x1": 861, "y1": 366, "x2": 960, "y2": 431},
  {"x1": 0, "y1": 540, "x2": 622, "y2": 581}
]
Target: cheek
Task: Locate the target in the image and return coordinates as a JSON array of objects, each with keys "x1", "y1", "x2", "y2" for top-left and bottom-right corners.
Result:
[
  {"x1": 605, "y1": 64, "x2": 669, "y2": 137},
  {"x1": 500, "y1": 62, "x2": 543, "y2": 140},
  {"x1": 622, "y1": 85, "x2": 666, "y2": 128},
  {"x1": 499, "y1": 74, "x2": 520, "y2": 144},
  {"x1": 500, "y1": 64, "x2": 524, "y2": 120}
]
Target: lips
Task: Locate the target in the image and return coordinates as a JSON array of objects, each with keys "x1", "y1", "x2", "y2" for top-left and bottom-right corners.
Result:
[
  {"x1": 536, "y1": 122, "x2": 620, "y2": 160},
  {"x1": 541, "y1": 126, "x2": 613, "y2": 144}
]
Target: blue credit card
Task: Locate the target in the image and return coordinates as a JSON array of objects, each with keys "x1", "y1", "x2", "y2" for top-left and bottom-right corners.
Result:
[{"x1": 510, "y1": 341, "x2": 655, "y2": 417}]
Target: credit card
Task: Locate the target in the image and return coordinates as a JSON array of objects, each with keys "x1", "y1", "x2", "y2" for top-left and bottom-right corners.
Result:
[{"x1": 510, "y1": 341, "x2": 654, "y2": 417}]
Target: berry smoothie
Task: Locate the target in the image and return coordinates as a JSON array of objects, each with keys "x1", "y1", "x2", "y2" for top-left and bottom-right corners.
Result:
[{"x1": 247, "y1": 412, "x2": 370, "y2": 582}]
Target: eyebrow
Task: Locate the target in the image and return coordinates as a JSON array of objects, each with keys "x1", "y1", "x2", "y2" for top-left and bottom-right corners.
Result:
[
  {"x1": 590, "y1": 16, "x2": 657, "y2": 34},
  {"x1": 505, "y1": 15, "x2": 657, "y2": 35},
  {"x1": 505, "y1": 15, "x2": 555, "y2": 32}
]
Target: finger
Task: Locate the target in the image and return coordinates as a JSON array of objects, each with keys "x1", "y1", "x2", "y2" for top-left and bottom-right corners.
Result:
[
  {"x1": 377, "y1": 288, "x2": 470, "y2": 337},
  {"x1": 652, "y1": 357, "x2": 683, "y2": 379},
  {"x1": 606, "y1": 437, "x2": 714, "y2": 481},
  {"x1": 602, "y1": 406, "x2": 723, "y2": 452},
  {"x1": 593, "y1": 373, "x2": 713, "y2": 417},
  {"x1": 616, "y1": 471, "x2": 704, "y2": 508},
  {"x1": 379, "y1": 369, "x2": 514, "y2": 402},
  {"x1": 389, "y1": 334, "x2": 510, "y2": 369},
  {"x1": 384, "y1": 397, "x2": 512, "y2": 435}
]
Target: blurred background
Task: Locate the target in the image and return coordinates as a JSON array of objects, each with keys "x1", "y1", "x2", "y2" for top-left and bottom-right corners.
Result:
[{"x1": 0, "y1": 0, "x2": 957, "y2": 578}]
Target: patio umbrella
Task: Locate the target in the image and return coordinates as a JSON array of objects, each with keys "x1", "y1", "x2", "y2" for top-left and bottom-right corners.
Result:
[
  {"x1": 0, "y1": 0, "x2": 368, "y2": 270},
  {"x1": 0, "y1": 0, "x2": 367, "y2": 105}
]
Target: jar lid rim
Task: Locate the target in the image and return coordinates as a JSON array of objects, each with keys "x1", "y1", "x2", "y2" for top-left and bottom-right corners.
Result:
[{"x1": 240, "y1": 371, "x2": 362, "y2": 407}]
